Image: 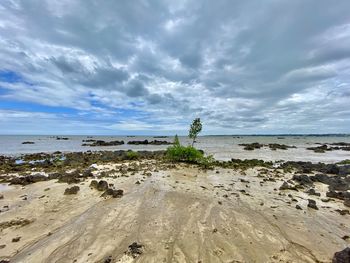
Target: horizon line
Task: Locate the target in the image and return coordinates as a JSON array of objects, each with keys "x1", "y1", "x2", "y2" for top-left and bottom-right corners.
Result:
[{"x1": 0, "y1": 133, "x2": 349, "y2": 137}]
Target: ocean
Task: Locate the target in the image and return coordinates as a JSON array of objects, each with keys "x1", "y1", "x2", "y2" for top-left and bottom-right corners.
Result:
[{"x1": 0, "y1": 135, "x2": 349, "y2": 163}]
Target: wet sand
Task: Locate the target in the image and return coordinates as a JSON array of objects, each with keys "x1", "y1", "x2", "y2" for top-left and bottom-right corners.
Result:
[{"x1": 1, "y1": 161, "x2": 349, "y2": 263}]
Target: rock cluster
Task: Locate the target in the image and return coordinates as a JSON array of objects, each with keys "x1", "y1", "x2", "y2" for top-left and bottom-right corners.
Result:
[
  {"x1": 10, "y1": 174, "x2": 48, "y2": 185},
  {"x1": 239, "y1": 143, "x2": 296, "y2": 151},
  {"x1": 307, "y1": 143, "x2": 350, "y2": 153},
  {"x1": 127, "y1": 140, "x2": 172, "y2": 145},
  {"x1": 0, "y1": 219, "x2": 32, "y2": 231},
  {"x1": 82, "y1": 140, "x2": 124, "y2": 146},
  {"x1": 64, "y1": 186, "x2": 80, "y2": 195},
  {"x1": 127, "y1": 242, "x2": 144, "y2": 258},
  {"x1": 90, "y1": 180, "x2": 124, "y2": 198}
]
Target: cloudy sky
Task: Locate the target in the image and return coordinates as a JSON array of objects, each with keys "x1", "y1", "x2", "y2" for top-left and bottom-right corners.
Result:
[{"x1": 0, "y1": 0, "x2": 350, "y2": 135}]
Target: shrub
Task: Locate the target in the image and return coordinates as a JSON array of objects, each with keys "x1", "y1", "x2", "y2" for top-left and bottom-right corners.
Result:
[
  {"x1": 337, "y1": 159, "x2": 350, "y2": 165},
  {"x1": 166, "y1": 145, "x2": 203, "y2": 163},
  {"x1": 126, "y1": 150, "x2": 139, "y2": 160},
  {"x1": 166, "y1": 119, "x2": 213, "y2": 168}
]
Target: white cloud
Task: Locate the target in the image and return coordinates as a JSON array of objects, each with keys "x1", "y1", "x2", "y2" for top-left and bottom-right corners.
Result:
[{"x1": 0, "y1": 0, "x2": 350, "y2": 134}]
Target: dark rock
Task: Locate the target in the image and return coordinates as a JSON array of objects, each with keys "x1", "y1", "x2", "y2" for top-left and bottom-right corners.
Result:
[
  {"x1": 292, "y1": 174, "x2": 313, "y2": 186},
  {"x1": 57, "y1": 172, "x2": 81, "y2": 184},
  {"x1": 97, "y1": 180, "x2": 109, "y2": 191},
  {"x1": 0, "y1": 219, "x2": 32, "y2": 230},
  {"x1": 307, "y1": 144, "x2": 329, "y2": 153},
  {"x1": 12, "y1": 237, "x2": 21, "y2": 242},
  {"x1": 82, "y1": 140, "x2": 124, "y2": 146},
  {"x1": 335, "y1": 209, "x2": 349, "y2": 215},
  {"x1": 306, "y1": 188, "x2": 321, "y2": 196},
  {"x1": 307, "y1": 199, "x2": 318, "y2": 210},
  {"x1": 339, "y1": 165, "x2": 350, "y2": 176},
  {"x1": 268, "y1": 143, "x2": 296, "y2": 150},
  {"x1": 296, "y1": 205, "x2": 302, "y2": 210},
  {"x1": 82, "y1": 139, "x2": 97, "y2": 142},
  {"x1": 10, "y1": 174, "x2": 48, "y2": 185},
  {"x1": 240, "y1": 178, "x2": 250, "y2": 183},
  {"x1": 311, "y1": 173, "x2": 331, "y2": 183},
  {"x1": 332, "y1": 247, "x2": 350, "y2": 263},
  {"x1": 127, "y1": 140, "x2": 172, "y2": 145},
  {"x1": 64, "y1": 186, "x2": 80, "y2": 195},
  {"x1": 311, "y1": 174, "x2": 349, "y2": 191},
  {"x1": 344, "y1": 199, "x2": 350, "y2": 208},
  {"x1": 279, "y1": 181, "x2": 297, "y2": 191},
  {"x1": 327, "y1": 191, "x2": 350, "y2": 200},
  {"x1": 239, "y1": 143, "x2": 263, "y2": 151},
  {"x1": 127, "y1": 242, "x2": 143, "y2": 258},
  {"x1": 89, "y1": 180, "x2": 98, "y2": 189},
  {"x1": 48, "y1": 173, "x2": 60, "y2": 180},
  {"x1": 101, "y1": 188, "x2": 123, "y2": 198},
  {"x1": 280, "y1": 161, "x2": 350, "y2": 176},
  {"x1": 82, "y1": 169, "x2": 94, "y2": 177},
  {"x1": 22, "y1": 141, "x2": 35, "y2": 144},
  {"x1": 324, "y1": 164, "x2": 340, "y2": 175},
  {"x1": 331, "y1": 142, "x2": 350, "y2": 147}
]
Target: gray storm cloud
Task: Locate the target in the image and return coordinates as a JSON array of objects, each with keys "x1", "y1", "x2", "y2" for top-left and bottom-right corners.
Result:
[{"x1": 0, "y1": 0, "x2": 349, "y2": 134}]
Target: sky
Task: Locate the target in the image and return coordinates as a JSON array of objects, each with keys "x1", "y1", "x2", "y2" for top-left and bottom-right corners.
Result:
[{"x1": 0, "y1": 0, "x2": 350, "y2": 135}]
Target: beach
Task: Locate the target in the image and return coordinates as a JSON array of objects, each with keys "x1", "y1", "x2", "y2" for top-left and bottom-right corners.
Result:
[{"x1": 0, "y1": 145, "x2": 350, "y2": 262}]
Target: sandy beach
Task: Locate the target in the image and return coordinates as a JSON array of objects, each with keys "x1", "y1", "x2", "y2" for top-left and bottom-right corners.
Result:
[{"x1": 1, "y1": 152, "x2": 350, "y2": 263}]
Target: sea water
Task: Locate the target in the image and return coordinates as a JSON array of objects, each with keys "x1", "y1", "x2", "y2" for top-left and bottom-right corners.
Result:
[{"x1": 0, "y1": 135, "x2": 349, "y2": 163}]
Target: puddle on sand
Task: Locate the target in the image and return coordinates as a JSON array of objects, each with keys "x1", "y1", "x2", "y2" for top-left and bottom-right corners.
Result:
[{"x1": 0, "y1": 183, "x2": 11, "y2": 192}]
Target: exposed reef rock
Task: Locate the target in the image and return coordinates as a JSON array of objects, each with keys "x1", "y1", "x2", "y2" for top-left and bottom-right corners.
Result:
[
  {"x1": 21, "y1": 141, "x2": 35, "y2": 144},
  {"x1": 127, "y1": 140, "x2": 172, "y2": 145},
  {"x1": 332, "y1": 247, "x2": 350, "y2": 263},
  {"x1": 307, "y1": 144, "x2": 350, "y2": 153},
  {"x1": 239, "y1": 143, "x2": 296, "y2": 151},
  {"x1": 64, "y1": 186, "x2": 80, "y2": 195},
  {"x1": 82, "y1": 140, "x2": 125, "y2": 146}
]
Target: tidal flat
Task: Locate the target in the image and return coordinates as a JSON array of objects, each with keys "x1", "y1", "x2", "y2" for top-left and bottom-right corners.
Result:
[{"x1": 0, "y1": 150, "x2": 350, "y2": 262}]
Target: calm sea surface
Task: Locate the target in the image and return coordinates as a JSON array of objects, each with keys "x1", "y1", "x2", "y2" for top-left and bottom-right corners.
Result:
[{"x1": 0, "y1": 135, "x2": 349, "y2": 163}]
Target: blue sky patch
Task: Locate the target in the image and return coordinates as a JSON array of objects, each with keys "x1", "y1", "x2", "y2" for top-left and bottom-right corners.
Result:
[
  {"x1": 0, "y1": 100, "x2": 78, "y2": 114},
  {"x1": 0, "y1": 70, "x2": 23, "y2": 83}
]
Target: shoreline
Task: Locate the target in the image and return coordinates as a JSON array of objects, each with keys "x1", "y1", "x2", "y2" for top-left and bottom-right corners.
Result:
[{"x1": 1, "y1": 135, "x2": 350, "y2": 164}]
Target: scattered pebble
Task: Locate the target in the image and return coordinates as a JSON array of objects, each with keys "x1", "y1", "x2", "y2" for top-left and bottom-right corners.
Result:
[
  {"x1": 12, "y1": 237, "x2": 21, "y2": 242},
  {"x1": 307, "y1": 199, "x2": 318, "y2": 210}
]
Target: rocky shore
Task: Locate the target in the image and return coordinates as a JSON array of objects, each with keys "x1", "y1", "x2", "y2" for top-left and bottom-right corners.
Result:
[{"x1": 0, "y1": 151, "x2": 350, "y2": 262}]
